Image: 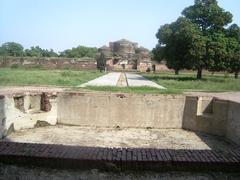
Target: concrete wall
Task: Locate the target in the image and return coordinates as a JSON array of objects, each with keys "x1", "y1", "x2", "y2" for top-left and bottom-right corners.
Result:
[
  {"x1": 1, "y1": 91, "x2": 239, "y2": 145},
  {"x1": 0, "y1": 93, "x2": 57, "y2": 139},
  {"x1": 182, "y1": 96, "x2": 240, "y2": 145},
  {"x1": 57, "y1": 92, "x2": 186, "y2": 129},
  {"x1": 226, "y1": 101, "x2": 240, "y2": 144}
]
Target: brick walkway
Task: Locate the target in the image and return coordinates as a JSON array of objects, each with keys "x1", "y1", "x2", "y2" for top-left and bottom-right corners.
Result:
[{"x1": 0, "y1": 142, "x2": 239, "y2": 172}]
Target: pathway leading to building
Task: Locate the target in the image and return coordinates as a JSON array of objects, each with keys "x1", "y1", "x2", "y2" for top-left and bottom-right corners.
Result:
[
  {"x1": 125, "y1": 73, "x2": 165, "y2": 89},
  {"x1": 79, "y1": 72, "x2": 166, "y2": 89}
]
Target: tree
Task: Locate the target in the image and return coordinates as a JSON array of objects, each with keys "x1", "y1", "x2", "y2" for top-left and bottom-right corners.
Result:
[
  {"x1": 182, "y1": 0, "x2": 233, "y2": 79},
  {"x1": 206, "y1": 32, "x2": 229, "y2": 74},
  {"x1": 0, "y1": 42, "x2": 24, "y2": 57},
  {"x1": 155, "y1": 17, "x2": 202, "y2": 75},
  {"x1": 25, "y1": 46, "x2": 42, "y2": 57},
  {"x1": 25, "y1": 46, "x2": 58, "y2": 57},
  {"x1": 226, "y1": 24, "x2": 240, "y2": 79},
  {"x1": 182, "y1": 0, "x2": 232, "y2": 33},
  {"x1": 60, "y1": 46, "x2": 97, "y2": 58},
  {"x1": 96, "y1": 53, "x2": 106, "y2": 72}
]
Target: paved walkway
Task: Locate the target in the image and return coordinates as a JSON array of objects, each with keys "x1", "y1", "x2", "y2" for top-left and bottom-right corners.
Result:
[
  {"x1": 126, "y1": 73, "x2": 165, "y2": 89},
  {"x1": 79, "y1": 72, "x2": 166, "y2": 89},
  {"x1": 79, "y1": 73, "x2": 120, "y2": 87}
]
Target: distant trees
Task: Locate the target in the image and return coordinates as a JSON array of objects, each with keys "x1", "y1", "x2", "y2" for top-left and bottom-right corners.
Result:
[
  {"x1": 154, "y1": 0, "x2": 240, "y2": 79},
  {"x1": 25, "y1": 46, "x2": 58, "y2": 57},
  {"x1": 0, "y1": 42, "x2": 24, "y2": 57},
  {"x1": 0, "y1": 42, "x2": 98, "y2": 59},
  {"x1": 60, "y1": 46, "x2": 97, "y2": 58}
]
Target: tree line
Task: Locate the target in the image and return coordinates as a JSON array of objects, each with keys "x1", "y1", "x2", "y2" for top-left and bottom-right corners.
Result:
[
  {"x1": 153, "y1": 0, "x2": 240, "y2": 79},
  {"x1": 0, "y1": 42, "x2": 97, "y2": 58}
]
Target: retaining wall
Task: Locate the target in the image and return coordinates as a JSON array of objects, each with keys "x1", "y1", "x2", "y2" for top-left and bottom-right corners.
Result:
[
  {"x1": 182, "y1": 96, "x2": 240, "y2": 145},
  {"x1": 57, "y1": 92, "x2": 186, "y2": 129},
  {"x1": 0, "y1": 91, "x2": 239, "y2": 145}
]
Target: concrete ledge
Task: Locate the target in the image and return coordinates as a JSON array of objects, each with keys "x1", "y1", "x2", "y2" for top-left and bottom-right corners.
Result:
[{"x1": 0, "y1": 142, "x2": 239, "y2": 172}]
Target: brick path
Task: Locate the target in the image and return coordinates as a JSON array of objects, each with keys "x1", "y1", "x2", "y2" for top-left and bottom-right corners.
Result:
[{"x1": 0, "y1": 142, "x2": 239, "y2": 172}]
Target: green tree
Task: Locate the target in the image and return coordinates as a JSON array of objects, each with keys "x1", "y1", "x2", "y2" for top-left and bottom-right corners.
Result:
[
  {"x1": 25, "y1": 46, "x2": 58, "y2": 57},
  {"x1": 155, "y1": 17, "x2": 202, "y2": 75},
  {"x1": 0, "y1": 42, "x2": 24, "y2": 57},
  {"x1": 25, "y1": 46, "x2": 42, "y2": 57},
  {"x1": 60, "y1": 46, "x2": 97, "y2": 58},
  {"x1": 182, "y1": 0, "x2": 232, "y2": 33},
  {"x1": 152, "y1": 45, "x2": 165, "y2": 62},
  {"x1": 226, "y1": 24, "x2": 240, "y2": 78},
  {"x1": 97, "y1": 53, "x2": 106, "y2": 72},
  {"x1": 182, "y1": 0, "x2": 233, "y2": 79}
]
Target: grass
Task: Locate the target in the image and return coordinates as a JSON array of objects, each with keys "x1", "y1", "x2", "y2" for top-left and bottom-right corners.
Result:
[
  {"x1": 142, "y1": 72, "x2": 240, "y2": 93},
  {"x1": 81, "y1": 86, "x2": 182, "y2": 94},
  {"x1": 0, "y1": 68, "x2": 239, "y2": 94},
  {"x1": 0, "y1": 68, "x2": 103, "y2": 87}
]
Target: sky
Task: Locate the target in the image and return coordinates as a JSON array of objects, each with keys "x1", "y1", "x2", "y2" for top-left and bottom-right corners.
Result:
[{"x1": 1, "y1": 0, "x2": 240, "y2": 52}]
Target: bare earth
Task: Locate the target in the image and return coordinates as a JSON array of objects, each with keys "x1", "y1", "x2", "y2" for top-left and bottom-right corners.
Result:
[
  {"x1": 3, "y1": 125, "x2": 236, "y2": 152},
  {"x1": 1, "y1": 164, "x2": 240, "y2": 180},
  {"x1": 1, "y1": 126, "x2": 239, "y2": 179}
]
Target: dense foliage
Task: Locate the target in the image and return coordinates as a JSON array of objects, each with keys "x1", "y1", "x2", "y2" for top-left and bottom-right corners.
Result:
[
  {"x1": 96, "y1": 53, "x2": 106, "y2": 72},
  {"x1": 0, "y1": 43, "x2": 97, "y2": 59},
  {"x1": 154, "y1": 0, "x2": 240, "y2": 79},
  {"x1": 59, "y1": 46, "x2": 97, "y2": 58}
]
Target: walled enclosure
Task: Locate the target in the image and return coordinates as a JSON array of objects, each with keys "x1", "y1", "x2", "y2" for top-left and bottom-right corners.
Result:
[
  {"x1": 0, "y1": 57, "x2": 97, "y2": 70},
  {"x1": 0, "y1": 92, "x2": 239, "y2": 145}
]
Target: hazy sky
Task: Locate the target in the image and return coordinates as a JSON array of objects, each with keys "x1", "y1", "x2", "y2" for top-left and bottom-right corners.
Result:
[{"x1": 1, "y1": 0, "x2": 240, "y2": 52}]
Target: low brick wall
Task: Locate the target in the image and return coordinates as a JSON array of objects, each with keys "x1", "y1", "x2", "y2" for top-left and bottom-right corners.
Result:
[
  {"x1": 0, "y1": 57, "x2": 97, "y2": 70},
  {"x1": 0, "y1": 142, "x2": 239, "y2": 172}
]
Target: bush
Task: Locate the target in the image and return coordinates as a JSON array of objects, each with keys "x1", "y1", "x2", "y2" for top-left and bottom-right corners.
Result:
[{"x1": 10, "y1": 64, "x2": 19, "y2": 69}]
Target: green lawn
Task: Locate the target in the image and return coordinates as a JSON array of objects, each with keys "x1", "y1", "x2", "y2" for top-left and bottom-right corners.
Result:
[
  {"x1": 142, "y1": 72, "x2": 240, "y2": 93},
  {"x1": 0, "y1": 68, "x2": 239, "y2": 94},
  {"x1": 0, "y1": 68, "x2": 103, "y2": 87}
]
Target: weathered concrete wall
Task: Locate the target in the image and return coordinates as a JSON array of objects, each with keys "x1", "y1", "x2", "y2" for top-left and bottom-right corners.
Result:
[
  {"x1": 182, "y1": 96, "x2": 240, "y2": 145},
  {"x1": 226, "y1": 101, "x2": 240, "y2": 144},
  {"x1": 57, "y1": 92, "x2": 186, "y2": 129},
  {"x1": 1, "y1": 91, "x2": 239, "y2": 145},
  {"x1": 0, "y1": 57, "x2": 97, "y2": 70},
  {"x1": 0, "y1": 93, "x2": 57, "y2": 139}
]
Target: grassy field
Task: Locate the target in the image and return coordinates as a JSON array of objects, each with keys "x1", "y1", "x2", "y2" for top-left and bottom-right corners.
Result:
[
  {"x1": 142, "y1": 72, "x2": 240, "y2": 93},
  {"x1": 0, "y1": 68, "x2": 239, "y2": 94},
  {"x1": 0, "y1": 68, "x2": 103, "y2": 87}
]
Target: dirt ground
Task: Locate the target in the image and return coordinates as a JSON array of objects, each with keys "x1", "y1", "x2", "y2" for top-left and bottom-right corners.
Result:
[
  {"x1": 0, "y1": 163, "x2": 240, "y2": 180},
  {"x1": 2, "y1": 125, "x2": 236, "y2": 152}
]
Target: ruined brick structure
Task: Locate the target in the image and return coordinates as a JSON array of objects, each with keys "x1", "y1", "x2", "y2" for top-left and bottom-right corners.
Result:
[
  {"x1": 0, "y1": 57, "x2": 97, "y2": 70},
  {"x1": 97, "y1": 39, "x2": 153, "y2": 72}
]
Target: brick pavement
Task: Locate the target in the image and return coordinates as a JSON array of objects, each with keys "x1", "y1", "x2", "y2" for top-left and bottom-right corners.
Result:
[{"x1": 0, "y1": 142, "x2": 239, "y2": 172}]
